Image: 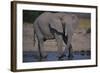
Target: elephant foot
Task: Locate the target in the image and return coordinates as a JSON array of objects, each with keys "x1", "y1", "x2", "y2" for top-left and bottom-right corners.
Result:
[
  {"x1": 58, "y1": 54, "x2": 66, "y2": 60},
  {"x1": 38, "y1": 55, "x2": 48, "y2": 61},
  {"x1": 38, "y1": 58, "x2": 46, "y2": 61},
  {"x1": 68, "y1": 54, "x2": 73, "y2": 60}
]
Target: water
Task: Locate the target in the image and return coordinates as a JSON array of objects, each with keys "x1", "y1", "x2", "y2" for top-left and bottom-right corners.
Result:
[{"x1": 23, "y1": 51, "x2": 90, "y2": 62}]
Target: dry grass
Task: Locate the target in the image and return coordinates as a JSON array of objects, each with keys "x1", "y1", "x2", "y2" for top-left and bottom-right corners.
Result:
[{"x1": 79, "y1": 18, "x2": 90, "y2": 29}]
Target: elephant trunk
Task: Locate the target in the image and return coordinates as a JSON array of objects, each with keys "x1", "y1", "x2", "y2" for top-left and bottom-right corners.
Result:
[
  {"x1": 62, "y1": 22, "x2": 67, "y2": 37},
  {"x1": 62, "y1": 23, "x2": 68, "y2": 44}
]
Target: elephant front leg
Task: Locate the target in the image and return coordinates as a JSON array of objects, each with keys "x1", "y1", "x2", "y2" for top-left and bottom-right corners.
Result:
[
  {"x1": 54, "y1": 33, "x2": 64, "y2": 60},
  {"x1": 68, "y1": 44, "x2": 73, "y2": 60},
  {"x1": 63, "y1": 34, "x2": 73, "y2": 60},
  {"x1": 38, "y1": 40, "x2": 47, "y2": 61}
]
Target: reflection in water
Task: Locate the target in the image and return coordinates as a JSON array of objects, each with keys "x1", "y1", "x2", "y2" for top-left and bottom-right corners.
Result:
[{"x1": 23, "y1": 51, "x2": 91, "y2": 62}]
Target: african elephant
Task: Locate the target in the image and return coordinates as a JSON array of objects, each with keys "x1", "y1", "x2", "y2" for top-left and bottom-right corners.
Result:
[{"x1": 33, "y1": 12, "x2": 79, "y2": 61}]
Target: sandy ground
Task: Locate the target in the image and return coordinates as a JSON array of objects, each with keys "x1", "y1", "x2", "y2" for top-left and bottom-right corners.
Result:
[{"x1": 23, "y1": 21, "x2": 90, "y2": 52}]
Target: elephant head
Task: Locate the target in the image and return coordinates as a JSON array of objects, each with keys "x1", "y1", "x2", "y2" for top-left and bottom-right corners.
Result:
[
  {"x1": 62, "y1": 14, "x2": 79, "y2": 36},
  {"x1": 49, "y1": 13, "x2": 79, "y2": 37}
]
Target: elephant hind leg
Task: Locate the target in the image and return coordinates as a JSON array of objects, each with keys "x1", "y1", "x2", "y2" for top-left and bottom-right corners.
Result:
[{"x1": 38, "y1": 39, "x2": 47, "y2": 61}]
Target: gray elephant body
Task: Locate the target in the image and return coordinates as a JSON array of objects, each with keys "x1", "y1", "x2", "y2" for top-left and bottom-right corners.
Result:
[{"x1": 33, "y1": 12, "x2": 79, "y2": 61}]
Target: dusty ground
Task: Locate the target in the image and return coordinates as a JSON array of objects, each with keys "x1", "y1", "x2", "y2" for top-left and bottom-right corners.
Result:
[{"x1": 23, "y1": 18, "x2": 91, "y2": 52}]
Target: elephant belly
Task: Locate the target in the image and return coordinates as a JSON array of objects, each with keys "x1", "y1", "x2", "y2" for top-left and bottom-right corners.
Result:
[
  {"x1": 43, "y1": 30, "x2": 54, "y2": 40},
  {"x1": 38, "y1": 23, "x2": 54, "y2": 40}
]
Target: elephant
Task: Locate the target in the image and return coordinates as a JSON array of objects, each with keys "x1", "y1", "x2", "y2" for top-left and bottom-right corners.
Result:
[{"x1": 33, "y1": 12, "x2": 79, "y2": 61}]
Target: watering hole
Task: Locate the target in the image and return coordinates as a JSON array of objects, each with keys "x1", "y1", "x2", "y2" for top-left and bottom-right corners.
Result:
[
  {"x1": 23, "y1": 18, "x2": 91, "y2": 62},
  {"x1": 23, "y1": 51, "x2": 91, "y2": 62}
]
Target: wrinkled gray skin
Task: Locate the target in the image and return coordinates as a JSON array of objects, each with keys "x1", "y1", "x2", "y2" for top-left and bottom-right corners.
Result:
[{"x1": 33, "y1": 12, "x2": 79, "y2": 61}]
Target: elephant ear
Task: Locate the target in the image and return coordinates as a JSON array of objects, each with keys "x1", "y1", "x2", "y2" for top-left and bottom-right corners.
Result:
[
  {"x1": 71, "y1": 14, "x2": 79, "y2": 30},
  {"x1": 49, "y1": 18, "x2": 63, "y2": 33}
]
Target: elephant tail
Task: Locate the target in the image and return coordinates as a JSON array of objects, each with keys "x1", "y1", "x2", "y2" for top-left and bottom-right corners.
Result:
[{"x1": 33, "y1": 28, "x2": 36, "y2": 47}]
